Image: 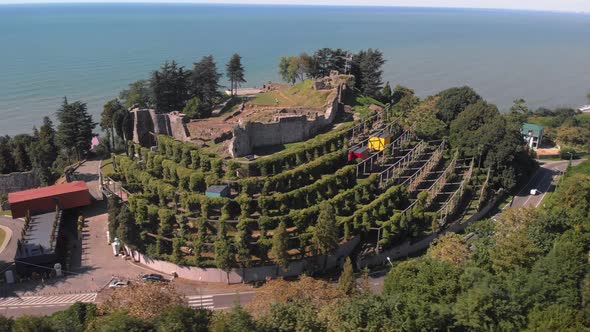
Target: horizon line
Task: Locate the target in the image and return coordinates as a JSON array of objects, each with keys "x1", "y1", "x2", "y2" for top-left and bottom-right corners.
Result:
[{"x1": 1, "y1": 1, "x2": 589, "y2": 15}]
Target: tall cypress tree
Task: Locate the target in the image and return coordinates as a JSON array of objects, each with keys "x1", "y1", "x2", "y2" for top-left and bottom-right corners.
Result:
[
  {"x1": 338, "y1": 256, "x2": 356, "y2": 295},
  {"x1": 226, "y1": 54, "x2": 246, "y2": 96},
  {"x1": 313, "y1": 202, "x2": 339, "y2": 255},
  {"x1": 271, "y1": 222, "x2": 289, "y2": 269}
]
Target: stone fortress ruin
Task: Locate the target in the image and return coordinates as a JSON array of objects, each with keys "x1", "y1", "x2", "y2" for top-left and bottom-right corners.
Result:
[{"x1": 131, "y1": 72, "x2": 355, "y2": 157}]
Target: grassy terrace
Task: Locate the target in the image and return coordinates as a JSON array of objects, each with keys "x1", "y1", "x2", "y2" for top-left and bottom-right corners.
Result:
[{"x1": 250, "y1": 80, "x2": 331, "y2": 108}]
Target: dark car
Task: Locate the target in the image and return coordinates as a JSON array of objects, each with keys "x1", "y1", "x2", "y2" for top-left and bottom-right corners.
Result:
[{"x1": 141, "y1": 273, "x2": 168, "y2": 282}]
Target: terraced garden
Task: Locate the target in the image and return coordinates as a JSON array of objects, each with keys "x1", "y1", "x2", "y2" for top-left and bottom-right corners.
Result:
[{"x1": 104, "y1": 105, "x2": 495, "y2": 270}]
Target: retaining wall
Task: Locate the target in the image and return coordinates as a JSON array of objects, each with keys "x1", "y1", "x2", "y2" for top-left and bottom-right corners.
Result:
[
  {"x1": 128, "y1": 235, "x2": 360, "y2": 284},
  {"x1": 0, "y1": 171, "x2": 40, "y2": 195}
]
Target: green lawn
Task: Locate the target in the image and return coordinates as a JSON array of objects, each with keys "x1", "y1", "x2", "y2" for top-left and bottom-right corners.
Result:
[
  {"x1": 0, "y1": 210, "x2": 11, "y2": 217},
  {"x1": 250, "y1": 80, "x2": 331, "y2": 108}
]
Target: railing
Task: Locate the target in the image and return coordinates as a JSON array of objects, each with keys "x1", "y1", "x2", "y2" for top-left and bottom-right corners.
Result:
[
  {"x1": 102, "y1": 177, "x2": 130, "y2": 202},
  {"x1": 401, "y1": 139, "x2": 446, "y2": 193},
  {"x1": 437, "y1": 158, "x2": 474, "y2": 227},
  {"x1": 424, "y1": 150, "x2": 459, "y2": 209},
  {"x1": 478, "y1": 168, "x2": 492, "y2": 210},
  {"x1": 377, "y1": 139, "x2": 425, "y2": 188}
]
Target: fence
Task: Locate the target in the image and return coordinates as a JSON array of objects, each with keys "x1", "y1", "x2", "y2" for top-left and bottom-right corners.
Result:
[{"x1": 437, "y1": 158, "x2": 474, "y2": 227}]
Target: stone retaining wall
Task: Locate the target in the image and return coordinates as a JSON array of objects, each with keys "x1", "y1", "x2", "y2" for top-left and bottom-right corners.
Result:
[
  {"x1": 128, "y1": 235, "x2": 360, "y2": 284},
  {"x1": 0, "y1": 171, "x2": 40, "y2": 195}
]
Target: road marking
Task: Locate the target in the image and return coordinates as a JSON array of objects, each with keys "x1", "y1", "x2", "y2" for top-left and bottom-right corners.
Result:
[
  {"x1": 187, "y1": 295, "x2": 215, "y2": 309},
  {"x1": 188, "y1": 291, "x2": 258, "y2": 297},
  {"x1": 0, "y1": 293, "x2": 97, "y2": 307}
]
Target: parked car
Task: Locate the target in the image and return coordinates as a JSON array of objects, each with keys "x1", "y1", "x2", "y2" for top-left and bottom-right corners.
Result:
[
  {"x1": 141, "y1": 273, "x2": 168, "y2": 282},
  {"x1": 108, "y1": 279, "x2": 129, "y2": 288}
]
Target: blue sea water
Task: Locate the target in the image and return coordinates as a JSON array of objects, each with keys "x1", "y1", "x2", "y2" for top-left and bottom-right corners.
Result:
[{"x1": 0, "y1": 4, "x2": 589, "y2": 136}]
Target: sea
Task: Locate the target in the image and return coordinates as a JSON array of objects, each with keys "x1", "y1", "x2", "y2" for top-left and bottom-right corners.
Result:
[{"x1": 1, "y1": 3, "x2": 589, "y2": 136}]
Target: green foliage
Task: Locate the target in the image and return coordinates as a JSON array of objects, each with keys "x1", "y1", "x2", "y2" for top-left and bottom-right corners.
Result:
[
  {"x1": 119, "y1": 79, "x2": 153, "y2": 109},
  {"x1": 278, "y1": 54, "x2": 313, "y2": 84},
  {"x1": 151, "y1": 60, "x2": 188, "y2": 114},
  {"x1": 189, "y1": 55, "x2": 221, "y2": 114},
  {"x1": 56, "y1": 98, "x2": 97, "y2": 161},
  {"x1": 226, "y1": 53, "x2": 246, "y2": 96},
  {"x1": 213, "y1": 304, "x2": 257, "y2": 332},
  {"x1": 88, "y1": 311, "x2": 152, "y2": 332},
  {"x1": 271, "y1": 222, "x2": 290, "y2": 269},
  {"x1": 259, "y1": 300, "x2": 326, "y2": 332},
  {"x1": 436, "y1": 86, "x2": 482, "y2": 123},
  {"x1": 182, "y1": 97, "x2": 209, "y2": 119},
  {"x1": 312, "y1": 202, "x2": 339, "y2": 255},
  {"x1": 49, "y1": 302, "x2": 97, "y2": 332},
  {"x1": 338, "y1": 257, "x2": 355, "y2": 296},
  {"x1": 154, "y1": 305, "x2": 211, "y2": 332}
]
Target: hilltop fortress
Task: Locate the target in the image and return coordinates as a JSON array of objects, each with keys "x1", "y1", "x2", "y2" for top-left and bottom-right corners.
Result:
[{"x1": 130, "y1": 72, "x2": 354, "y2": 157}]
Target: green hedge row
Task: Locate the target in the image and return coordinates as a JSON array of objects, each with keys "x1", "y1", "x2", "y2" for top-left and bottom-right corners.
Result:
[
  {"x1": 247, "y1": 123, "x2": 353, "y2": 176},
  {"x1": 259, "y1": 165, "x2": 357, "y2": 215},
  {"x1": 239, "y1": 150, "x2": 349, "y2": 196}
]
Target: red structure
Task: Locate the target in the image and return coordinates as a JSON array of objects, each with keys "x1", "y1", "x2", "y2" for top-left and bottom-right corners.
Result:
[
  {"x1": 8, "y1": 181, "x2": 92, "y2": 219},
  {"x1": 348, "y1": 146, "x2": 369, "y2": 161}
]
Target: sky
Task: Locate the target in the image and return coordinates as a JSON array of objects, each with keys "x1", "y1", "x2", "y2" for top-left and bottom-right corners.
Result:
[{"x1": 1, "y1": 0, "x2": 590, "y2": 13}]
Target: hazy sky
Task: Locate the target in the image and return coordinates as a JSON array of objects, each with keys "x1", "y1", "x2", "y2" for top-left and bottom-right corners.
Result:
[{"x1": 1, "y1": 0, "x2": 590, "y2": 13}]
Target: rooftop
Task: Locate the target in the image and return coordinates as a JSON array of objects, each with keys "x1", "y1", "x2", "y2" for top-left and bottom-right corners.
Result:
[
  {"x1": 206, "y1": 185, "x2": 229, "y2": 194},
  {"x1": 15, "y1": 211, "x2": 61, "y2": 259},
  {"x1": 8, "y1": 181, "x2": 89, "y2": 204}
]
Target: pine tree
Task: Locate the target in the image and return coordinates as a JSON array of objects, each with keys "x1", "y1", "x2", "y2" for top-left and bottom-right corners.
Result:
[
  {"x1": 29, "y1": 117, "x2": 58, "y2": 185},
  {"x1": 56, "y1": 98, "x2": 97, "y2": 161},
  {"x1": 151, "y1": 60, "x2": 189, "y2": 113},
  {"x1": 353, "y1": 48, "x2": 385, "y2": 97},
  {"x1": 226, "y1": 54, "x2": 246, "y2": 96},
  {"x1": 271, "y1": 222, "x2": 289, "y2": 269},
  {"x1": 312, "y1": 202, "x2": 339, "y2": 255},
  {"x1": 338, "y1": 257, "x2": 356, "y2": 295},
  {"x1": 190, "y1": 55, "x2": 221, "y2": 114}
]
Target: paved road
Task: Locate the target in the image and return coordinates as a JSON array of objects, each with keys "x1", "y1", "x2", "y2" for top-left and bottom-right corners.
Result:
[
  {"x1": 0, "y1": 293, "x2": 97, "y2": 317},
  {"x1": 187, "y1": 291, "x2": 257, "y2": 310},
  {"x1": 510, "y1": 159, "x2": 583, "y2": 209},
  {"x1": 71, "y1": 159, "x2": 103, "y2": 201}
]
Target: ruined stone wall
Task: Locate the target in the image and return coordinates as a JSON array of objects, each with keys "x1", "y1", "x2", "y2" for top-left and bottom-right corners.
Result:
[
  {"x1": 229, "y1": 85, "x2": 344, "y2": 157},
  {"x1": 0, "y1": 171, "x2": 40, "y2": 195},
  {"x1": 132, "y1": 109, "x2": 189, "y2": 147}
]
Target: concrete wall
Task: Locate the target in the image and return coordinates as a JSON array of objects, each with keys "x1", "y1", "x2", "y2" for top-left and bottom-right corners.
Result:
[
  {"x1": 132, "y1": 109, "x2": 189, "y2": 147},
  {"x1": 229, "y1": 86, "x2": 344, "y2": 157},
  {"x1": 129, "y1": 235, "x2": 360, "y2": 284},
  {"x1": 0, "y1": 171, "x2": 40, "y2": 195}
]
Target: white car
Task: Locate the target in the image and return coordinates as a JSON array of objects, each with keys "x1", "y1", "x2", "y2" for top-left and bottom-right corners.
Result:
[
  {"x1": 530, "y1": 189, "x2": 539, "y2": 195},
  {"x1": 108, "y1": 279, "x2": 129, "y2": 288}
]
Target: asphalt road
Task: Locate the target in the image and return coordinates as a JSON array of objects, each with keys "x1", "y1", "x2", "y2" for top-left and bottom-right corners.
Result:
[{"x1": 510, "y1": 159, "x2": 583, "y2": 209}]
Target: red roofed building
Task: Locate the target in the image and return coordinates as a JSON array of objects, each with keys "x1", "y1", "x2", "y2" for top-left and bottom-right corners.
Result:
[{"x1": 8, "y1": 181, "x2": 92, "y2": 219}]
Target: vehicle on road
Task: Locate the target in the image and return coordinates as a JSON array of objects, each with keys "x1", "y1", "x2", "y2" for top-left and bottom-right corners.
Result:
[
  {"x1": 108, "y1": 279, "x2": 130, "y2": 288},
  {"x1": 530, "y1": 189, "x2": 539, "y2": 195},
  {"x1": 141, "y1": 273, "x2": 168, "y2": 282}
]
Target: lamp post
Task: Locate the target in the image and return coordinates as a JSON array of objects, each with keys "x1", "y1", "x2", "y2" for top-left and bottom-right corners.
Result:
[{"x1": 386, "y1": 256, "x2": 394, "y2": 268}]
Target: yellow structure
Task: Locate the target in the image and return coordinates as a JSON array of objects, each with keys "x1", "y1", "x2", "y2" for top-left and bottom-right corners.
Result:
[{"x1": 368, "y1": 133, "x2": 391, "y2": 151}]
